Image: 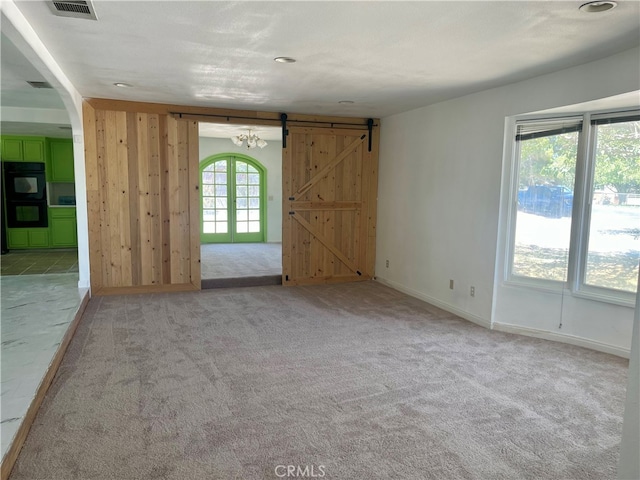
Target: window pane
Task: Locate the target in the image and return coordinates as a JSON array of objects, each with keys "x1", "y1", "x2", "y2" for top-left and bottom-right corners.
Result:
[
  {"x1": 202, "y1": 172, "x2": 214, "y2": 184},
  {"x1": 512, "y1": 130, "x2": 579, "y2": 281},
  {"x1": 248, "y1": 221, "x2": 260, "y2": 232},
  {"x1": 236, "y1": 222, "x2": 248, "y2": 233},
  {"x1": 203, "y1": 209, "x2": 216, "y2": 221},
  {"x1": 215, "y1": 173, "x2": 227, "y2": 184},
  {"x1": 249, "y1": 209, "x2": 260, "y2": 221},
  {"x1": 248, "y1": 173, "x2": 260, "y2": 185},
  {"x1": 203, "y1": 221, "x2": 215, "y2": 233},
  {"x1": 248, "y1": 186, "x2": 260, "y2": 197},
  {"x1": 216, "y1": 222, "x2": 228, "y2": 234},
  {"x1": 214, "y1": 161, "x2": 227, "y2": 172},
  {"x1": 215, "y1": 185, "x2": 227, "y2": 197},
  {"x1": 249, "y1": 197, "x2": 260, "y2": 208},
  {"x1": 237, "y1": 209, "x2": 248, "y2": 221},
  {"x1": 202, "y1": 184, "x2": 215, "y2": 196},
  {"x1": 585, "y1": 121, "x2": 640, "y2": 293}
]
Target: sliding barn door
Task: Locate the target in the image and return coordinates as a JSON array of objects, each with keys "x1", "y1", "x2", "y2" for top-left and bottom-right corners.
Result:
[{"x1": 283, "y1": 127, "x2": 379, "y2": 285}]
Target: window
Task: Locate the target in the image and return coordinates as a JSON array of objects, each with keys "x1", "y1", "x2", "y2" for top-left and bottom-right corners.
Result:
[
  {"x1": 508, "y1": 111, "x2": 639, "y2": 303},
  {"x1": 584, "y1": 116, "x2": 640, "y2": 294}
]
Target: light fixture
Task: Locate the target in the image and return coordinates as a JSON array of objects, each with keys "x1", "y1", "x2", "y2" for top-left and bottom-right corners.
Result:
[
  {"x1": 338, "y1": 100, "x2": 355, "y2": 105},
  {"x1": 579, "y1": 1, "x2": 617, "y2": 13},
  {"x1": 113, "y1": 82, "x2": 133, "y2": 88},
  {"x1": 274, "y1": 56, "x2": 296, "y2": 63},
  {"x1": 231, "y1": 130, "x2": 268, "y2": 149}
]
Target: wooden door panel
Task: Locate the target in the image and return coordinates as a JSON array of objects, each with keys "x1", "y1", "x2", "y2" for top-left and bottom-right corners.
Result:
[
  {"x1": 84, "y1": 100, "x2": 201, "y2": 295},
  {"x1": 283, "y1": 127, "x2": 378, "y2": 286}
]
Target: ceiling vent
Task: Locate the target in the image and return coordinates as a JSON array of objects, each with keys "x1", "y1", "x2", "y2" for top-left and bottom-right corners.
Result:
[
  {"x1": 48, "y1": 1, "x2": 97, "y2": 20},
  {"x1": 27, "y1": 81, "x2": 53, "y2": 89}
]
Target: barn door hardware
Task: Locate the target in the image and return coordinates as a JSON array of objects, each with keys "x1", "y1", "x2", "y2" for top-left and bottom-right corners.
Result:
[
  {"x1": 367, "y1": 118, "x2": 374, "y2": 152},
  {"x1": 281, "y1": 113, "x2": 289, "y2": 148}
]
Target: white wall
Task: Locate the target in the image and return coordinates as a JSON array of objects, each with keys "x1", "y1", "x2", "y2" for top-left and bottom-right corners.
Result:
[
  {"x1": 375, "y1": 47, "x2": 639, "y2": 353},
  {"x1": 198, "y1": 137, "x2": 282, "y2": 243},
  {"x1": 618, "y1": 267, "x2": 639, "y2": 479}
]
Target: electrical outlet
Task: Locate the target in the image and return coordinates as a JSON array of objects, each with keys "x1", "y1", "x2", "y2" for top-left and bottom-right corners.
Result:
[
  {"x1": 470, "y1": 286, "x2": 475, "y2": 297},
  {"x1": 386, "y1": 259, "x2": 389, "y2": 268},
  {"x1": 449, "y1": 279, "x2": 454, "y2": 290}
]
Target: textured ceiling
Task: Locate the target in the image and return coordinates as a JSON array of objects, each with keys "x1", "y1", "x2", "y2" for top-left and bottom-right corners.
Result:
[
  {"x1": 199, "y1": 123, "x2": 281, "y2": 140},
  {"x1": 0, "y1": 32, "x2": 65, "y2": 109},
  {"x1": 9, "y1": 0, "x2": 640, "y2": 119}
]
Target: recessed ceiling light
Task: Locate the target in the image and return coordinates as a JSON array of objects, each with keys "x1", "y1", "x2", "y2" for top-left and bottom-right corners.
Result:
[
  {"x1": 338, "y1": 100, "x2": 355, "y2": 105},
  {"x1": 274, "y1": 57, "x2": 296, "y2": 63},
  {"x1": 579, "y1": 1, "x2": 617, "y2": 13},
  {"x1": 113, "y1": 82, "x2": 133, "y2": 88}
]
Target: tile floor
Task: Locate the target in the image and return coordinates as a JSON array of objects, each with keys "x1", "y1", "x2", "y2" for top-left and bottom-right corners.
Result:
[
  {"x1": 1, "y1": 249, "x2": 78, "y2": 276},
  {"x1": 201, "y1": 243, "x2": 281, "y2": 279},
  {"x1": 0, "y1": 273, "x2": 88, "y2": 463}
]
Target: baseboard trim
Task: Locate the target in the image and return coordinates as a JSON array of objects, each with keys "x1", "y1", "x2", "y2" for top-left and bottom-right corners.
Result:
[
  {"x1": 492, "y1": 322, "x2": 630, "y2": 359},
  {"x1": 375, "y1": 277, "x2": 491, "y2": 329},
  {"x1": 374, "y1": 277, "x2": 630, "y2": 359},
  {"x1": 0, "y1": 290, "x2": 90, "y2": 480}
]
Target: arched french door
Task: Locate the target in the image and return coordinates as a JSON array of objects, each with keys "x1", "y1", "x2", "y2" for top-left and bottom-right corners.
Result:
[{"x1": 200, "y1": 153, "x2": 266, "y2": 243}]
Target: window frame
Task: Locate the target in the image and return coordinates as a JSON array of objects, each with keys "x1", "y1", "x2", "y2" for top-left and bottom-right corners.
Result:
[{"x1": 504, "y1": 109, "x2": 639, "y2": 307}]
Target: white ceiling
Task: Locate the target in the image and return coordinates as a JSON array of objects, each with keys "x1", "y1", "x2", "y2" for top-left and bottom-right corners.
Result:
[
  {"x1": 7, "y1": 0, "x2": 639, "y2": 122},
  {"x1": 0, "y1": 32, "x2": 65, "y2": 109},
  {"x1": 199, "y1": 123, "x2": 281, "y2": 140}
]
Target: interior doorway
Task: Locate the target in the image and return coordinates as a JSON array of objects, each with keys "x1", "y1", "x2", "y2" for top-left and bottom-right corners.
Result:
[{"x1": 198, "y1": 122, "x2": 282, "y2": 284}]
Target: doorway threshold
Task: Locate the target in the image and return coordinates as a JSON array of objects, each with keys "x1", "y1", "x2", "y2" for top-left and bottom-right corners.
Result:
[{"x1": 201, "y1": 275, "x2": 282, "y2": 289}]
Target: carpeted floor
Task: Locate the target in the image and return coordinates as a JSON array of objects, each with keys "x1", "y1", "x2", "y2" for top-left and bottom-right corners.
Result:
[
  {"x1": 10, "y1": 282, "x2": 628, "y2": 480},
  {"x1": 200, "y1": 243, "x2": 281, "y2": 279}
]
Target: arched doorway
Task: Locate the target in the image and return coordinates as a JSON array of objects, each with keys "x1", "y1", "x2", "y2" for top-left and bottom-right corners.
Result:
[{"x1": 200, "y1": 153, "x2": 266, "y2": 243}]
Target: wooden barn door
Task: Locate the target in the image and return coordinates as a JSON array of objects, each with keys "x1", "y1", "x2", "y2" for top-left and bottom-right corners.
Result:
[{"x1": 283, "y1": 126, "x2": 379, "y2": 285}]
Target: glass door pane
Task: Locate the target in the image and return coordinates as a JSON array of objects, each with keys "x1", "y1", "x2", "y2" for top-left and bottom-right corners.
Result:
[
  {"x1": 201, "y1": 160, "x2": 231, "y2": 242},
  {"x1": 233, "y1": 161, "x2": 263, "y2": 242}
]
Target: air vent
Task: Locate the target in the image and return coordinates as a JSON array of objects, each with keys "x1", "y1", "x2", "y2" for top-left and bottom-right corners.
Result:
[
  {"x1": 27, "y1": 81, "x2": 53, "y2": 89},
  {"x1": 48, "y1": 1, "x2": 97, "y2": 20}
]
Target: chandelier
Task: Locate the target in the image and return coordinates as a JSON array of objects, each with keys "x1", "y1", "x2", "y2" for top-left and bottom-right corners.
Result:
[{"x1": 230, "y1": 130, "x2": 268, "y2": 149}]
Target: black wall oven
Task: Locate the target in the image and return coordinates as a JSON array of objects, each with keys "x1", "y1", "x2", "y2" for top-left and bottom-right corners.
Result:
[{"x1": 2, "y1": 162, "x2": 48, "y2": 228}]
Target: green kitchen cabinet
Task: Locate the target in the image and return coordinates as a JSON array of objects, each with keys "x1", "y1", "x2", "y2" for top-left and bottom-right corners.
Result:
[
  {"x1": 1, "y1": 136, "x2": 46, "y2": 163},
  {"x1": 23, "y1": 139, "x2": 46, "y2": 162},
  {"x1": 7, "y1": 228, "x2": 50, "y2": 249},
  {"x1": 47, "y1": 139, "x2": 74, "y2": 182},
  {"x1": 1, "y1": 138, "x2": 23, "y2": 161},
  {"x1": 49, "y1": 208, "x2": 77, "y2": 247}
]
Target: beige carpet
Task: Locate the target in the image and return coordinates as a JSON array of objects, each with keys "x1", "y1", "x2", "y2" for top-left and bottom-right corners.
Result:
[
  {"x1": 200, "y1": 243, "x2": 281, "y2": 279},
  {"x1": 10, "y1": 282, "x2": 628, "y2": 480}
]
